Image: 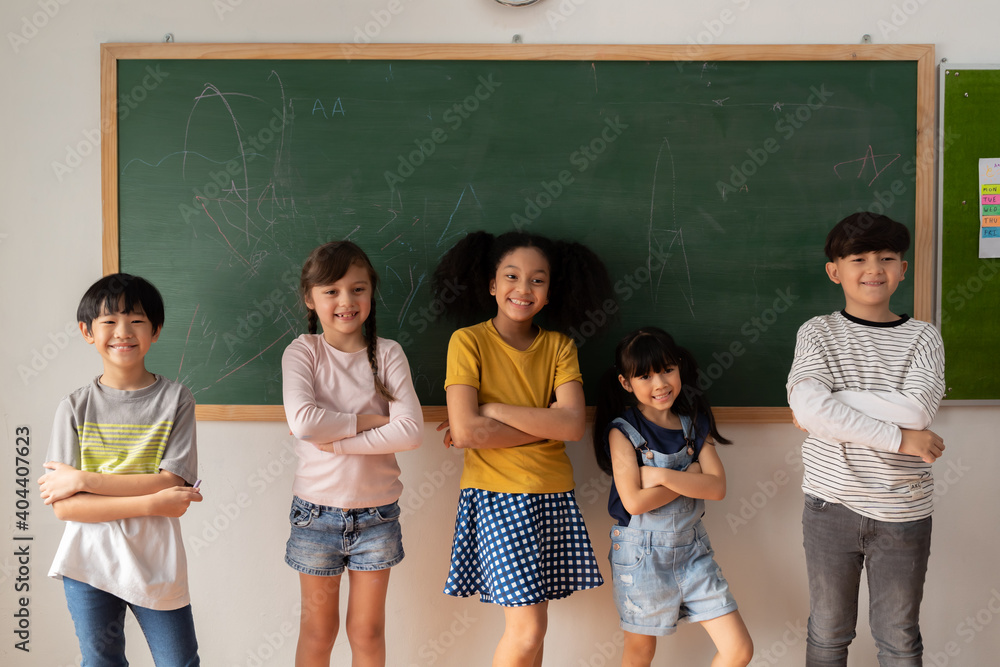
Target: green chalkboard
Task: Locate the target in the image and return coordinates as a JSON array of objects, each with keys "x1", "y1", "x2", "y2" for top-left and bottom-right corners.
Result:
[
  {"x1": 939, "y1": 65, "x2": 1000, "y2": 401},
  {"x1": 103, "y1": 44, "x2": 934, "y2": 417}
]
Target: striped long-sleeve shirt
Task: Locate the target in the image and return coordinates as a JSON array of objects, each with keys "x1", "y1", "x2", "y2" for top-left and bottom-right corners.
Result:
[{"x1": 787, "y1": 311, "x2": 945, "y2": 522}]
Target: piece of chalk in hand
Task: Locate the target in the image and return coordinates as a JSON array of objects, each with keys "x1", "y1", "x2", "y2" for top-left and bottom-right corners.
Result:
[{"x1": 194, "y1": 479, "x2": 202, "y2": 489}]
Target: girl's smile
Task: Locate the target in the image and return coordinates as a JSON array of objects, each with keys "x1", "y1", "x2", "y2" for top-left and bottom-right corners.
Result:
[
  {"x1": 490, "y1": 246, "x2": 550, "y2": 327},
  {"x1": 620, "y1": 367, "x2": 684, "y2": 428},
  {"x1": 305, "y1": 262, "x2": 373, "y2": 352}
]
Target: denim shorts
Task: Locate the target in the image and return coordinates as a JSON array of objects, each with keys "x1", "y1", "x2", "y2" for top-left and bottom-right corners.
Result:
[
  {"x1": 609, "y1": 522, "x2": 738, "y2": 636},
  {"x1": 284, "y1": 496, "x2": 404, "y2": 576}
]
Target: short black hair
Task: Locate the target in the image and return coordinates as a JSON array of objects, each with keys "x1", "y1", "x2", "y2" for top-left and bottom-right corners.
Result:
[
  {"x1": 77, "y1": 273, "x2": 165, "y2": 334},
  {"x1": 824, "y1": 213, "x2": 910, "y2": 261}
]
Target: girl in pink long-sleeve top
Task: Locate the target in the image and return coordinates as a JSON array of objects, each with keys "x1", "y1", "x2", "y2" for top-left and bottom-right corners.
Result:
[{"x1": 281, "y1": 240, "x2": 422, "y2": 667}]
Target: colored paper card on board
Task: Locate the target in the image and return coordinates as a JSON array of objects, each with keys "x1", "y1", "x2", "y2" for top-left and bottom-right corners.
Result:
[{"x1": 979, "y1": 158, "x2": 1000, "y2": 257}]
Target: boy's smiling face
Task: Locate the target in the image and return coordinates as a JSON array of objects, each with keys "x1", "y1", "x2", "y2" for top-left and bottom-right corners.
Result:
[
  {"x1": 80, "y1": 300, "x2": 160, "y2": 383},
  {"x1": 826, "y1": 249, "x2": 907, "y2": 321}
]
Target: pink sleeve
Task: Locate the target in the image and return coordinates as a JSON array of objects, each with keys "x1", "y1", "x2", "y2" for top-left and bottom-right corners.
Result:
[
  {"x1": 281, "y1": 338, "x2": 357, "y2": 443},
  {"x1": 331, "y1": 342, "x2": 423, "y2": 455}
]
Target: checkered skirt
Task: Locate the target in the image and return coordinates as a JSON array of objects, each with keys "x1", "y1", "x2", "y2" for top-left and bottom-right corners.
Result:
[{"x1": 443, "y1": 488, "x2": 604, "y2": 606}]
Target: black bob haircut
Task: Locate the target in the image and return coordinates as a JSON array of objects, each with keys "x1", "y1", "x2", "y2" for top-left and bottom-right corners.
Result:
[
  {"x1": 77, "y1": 273, "x2": 165, "y2": 334},
  {"x1": 824, "y1": 213, "x2": 910, "y2": 262}
]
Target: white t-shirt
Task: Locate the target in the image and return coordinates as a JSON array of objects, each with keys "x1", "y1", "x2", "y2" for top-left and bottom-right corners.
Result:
[{"x1": 47, "y1": 376, "x2": 198, "y2": 610}]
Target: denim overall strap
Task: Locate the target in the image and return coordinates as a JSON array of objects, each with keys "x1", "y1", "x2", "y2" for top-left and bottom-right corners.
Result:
[
  {"x1": 610, "y1": 417, "x2": 647, "y2": 451},
  {"x1": 611, "y1": 415, "x2": 695, "y2": 451},
  {"x1": 679, "y1": 414, "x2": 694, "y2": 442},
  {"x1": 621, "y1": 413, "x2": 705, "y2": 535},
  {"x1": 679, "y1": 414, "x2": 697, "y2": 458}
]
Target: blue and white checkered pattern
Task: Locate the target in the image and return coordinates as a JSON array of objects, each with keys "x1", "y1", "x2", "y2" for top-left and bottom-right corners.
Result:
[{"x1": 443, "y1": 488, "x2": 604, "y2": 606}]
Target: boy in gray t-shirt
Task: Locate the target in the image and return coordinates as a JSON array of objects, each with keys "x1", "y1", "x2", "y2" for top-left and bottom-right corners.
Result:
[{"x1": 39, "y1": 273, "x2": 202, "y2": 665}]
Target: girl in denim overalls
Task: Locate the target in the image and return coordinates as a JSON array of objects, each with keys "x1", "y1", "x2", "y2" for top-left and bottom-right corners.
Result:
[{"x1": 592, "y1": 327, "x2": 753, "y2": 667}]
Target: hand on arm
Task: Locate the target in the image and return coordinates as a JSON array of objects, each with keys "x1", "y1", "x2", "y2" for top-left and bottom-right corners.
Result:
[
  {"x1": 830, "y1": 389, "x2": 933, "y2": 430},
  {"x1": 282, "y1": 344, "x2": 361, "y2": 445},
  {"x1": 833, "y1": 389, "x2": 944, "y2": 462},
  {"x1": 638, "y1": 442, "x2": 727, "y2": 501},
  {"x1": 319, "y1": 348, "x2": 423, "y2": 455},
  {"x1": 898, "y1": 428, "x2": 945, "y2": 463},
  {"x1": 788, "y1": 378, "x2": 902, "y2": 452},
  {"x1": 610, "y1": 429, "x2": 683, "y2": 515},
  {"x1": 440, "y1": 384, "x2": 541, "y2": 449},
  {"x1": 790, "y1": 379, "x2": 944, "y2": 461},
  {"x1": 39, "y1": 462, "x2": 187, "y2": 504},
  {"x1": 309, "y1": 413, "x2": 394, "y2": 453},
  {"x1": 479, "y1": 380, "x2": 587, "y2": 443},
  {"x1": 50, "y1": 485, "x2": 202, "y2": 523}
]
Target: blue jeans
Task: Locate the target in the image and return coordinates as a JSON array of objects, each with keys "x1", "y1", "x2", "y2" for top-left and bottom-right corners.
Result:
[
  {"x1": 63, "y1": 577, "x2": 199, "y2": 667},
  {"x1": 802, "y1": 495, "x2": 931, "y2": 667}
]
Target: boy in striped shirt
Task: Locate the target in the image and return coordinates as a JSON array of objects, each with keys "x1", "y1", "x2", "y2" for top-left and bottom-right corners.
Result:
[
  {"x1": 39, "y1": 273, "x2": 203, "y2": 666},
  {"x1": 787, "y1": 213, "x2": 945, "y2": 667}
]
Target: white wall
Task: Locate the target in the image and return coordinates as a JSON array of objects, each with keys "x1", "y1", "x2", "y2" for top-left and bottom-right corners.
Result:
[{"x1": 2, "y1": 1, "x2": 998, "y2": 665}]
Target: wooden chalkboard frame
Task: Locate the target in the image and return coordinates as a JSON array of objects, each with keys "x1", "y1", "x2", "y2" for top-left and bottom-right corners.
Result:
[{"x1": 101, "y1": 43, "x2": 935, "y2": 422}]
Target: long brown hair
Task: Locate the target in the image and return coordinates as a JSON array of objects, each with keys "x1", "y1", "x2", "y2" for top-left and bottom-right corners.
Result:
[{"x1": 300, "y1": 241, "x2": 395, "y2": 402}]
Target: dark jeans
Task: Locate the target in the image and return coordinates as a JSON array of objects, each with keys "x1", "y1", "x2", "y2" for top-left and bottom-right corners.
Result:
[{"x1": 802, "y1": 495, "x2": 931, "y2": 667}]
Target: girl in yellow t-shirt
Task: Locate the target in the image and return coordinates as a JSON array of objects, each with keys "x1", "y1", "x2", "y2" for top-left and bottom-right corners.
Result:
[{"x1": 434, "y1": 230, "x2": 614, "y2": 666}]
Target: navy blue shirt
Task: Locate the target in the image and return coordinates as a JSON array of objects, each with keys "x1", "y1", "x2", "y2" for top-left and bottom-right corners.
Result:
[{"x1": 604, "y1": 407, "x2": 709, "y2": 526}]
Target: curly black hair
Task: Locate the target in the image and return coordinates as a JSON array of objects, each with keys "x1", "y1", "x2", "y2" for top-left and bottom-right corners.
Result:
[{"x1": 431, "y1": 230, "x2": 615, "y2": 335}]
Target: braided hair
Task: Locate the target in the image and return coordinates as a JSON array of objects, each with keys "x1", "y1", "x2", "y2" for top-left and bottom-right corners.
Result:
[{"x1": 299, "y1": 241, "x2": 396, "y2": 402}]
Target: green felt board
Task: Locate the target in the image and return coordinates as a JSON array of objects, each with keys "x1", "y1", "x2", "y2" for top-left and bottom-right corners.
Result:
[
  {"x1": 940, "y1": 67, "x2": 1000, "y2": 401},
  {"x1": 116, "y1": 58, "x2": 919, "y2": 407}
]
